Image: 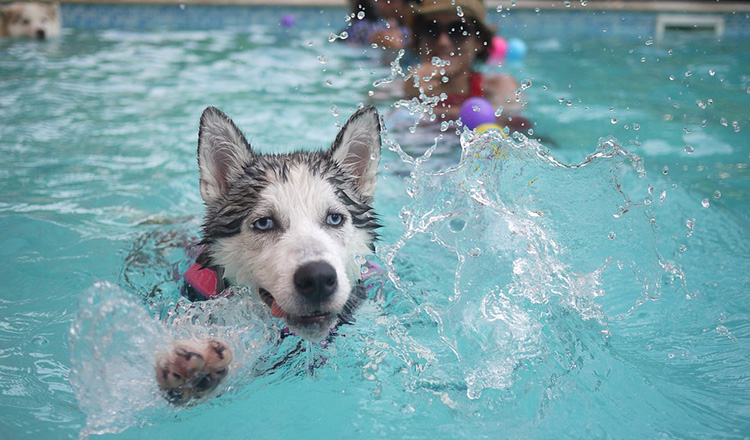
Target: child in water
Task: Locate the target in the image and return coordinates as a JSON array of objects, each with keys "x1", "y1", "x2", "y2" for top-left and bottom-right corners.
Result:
[{"x1": 403, "y1": 0, "x2": 530, "y2": 133}]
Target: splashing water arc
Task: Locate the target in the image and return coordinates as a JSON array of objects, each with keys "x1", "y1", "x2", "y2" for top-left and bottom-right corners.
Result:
[{"x1": 376, "y1": 128, "x2": 679, "y2": 399}]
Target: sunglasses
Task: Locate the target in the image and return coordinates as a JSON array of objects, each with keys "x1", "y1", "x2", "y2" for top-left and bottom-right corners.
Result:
[{"x1": 416, "y1": 20, "x2": 475, "y2": 43}]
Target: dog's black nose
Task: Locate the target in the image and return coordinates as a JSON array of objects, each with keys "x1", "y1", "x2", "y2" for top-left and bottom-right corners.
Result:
[
  {"x1": 36, "y1": 29, "x2": 46, "y2": 40},
  {"x1": 294, "y1": 262, "x2": 337, "y2": 303}
]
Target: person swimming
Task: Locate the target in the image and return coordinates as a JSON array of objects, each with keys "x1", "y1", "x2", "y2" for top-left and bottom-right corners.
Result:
[{"x1": 403, "y1": 0, "x2": 531, "y2": 134}]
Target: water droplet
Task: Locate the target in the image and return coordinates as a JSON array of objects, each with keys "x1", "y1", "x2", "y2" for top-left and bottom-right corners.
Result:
[
  {"x1": 713, "y1": 190, "x2": 721, "y2": 199},
  {"x1": 357, "y1": 11, "x2": 365, "y2": 19},
  {"x1": 456, "y1": 6, "x2": 464, "y2": 17},
  {"x1": 679, "y1": 244, "x2": 687, "y2": 252},
  {"x1": 668, "y1": 75, "x2": 675, "y2": 81},
  {"x1": 608, "y1": 232, "x2": 616, "y2": 240},
  {"x1": 684, "y1": 145, "x2": 694, "y2": 154},
  {"x1": 685, "y1": 70, "x2": 692, "y2": 77},
  {"x1": 662, "y1": 165, "x2": 669, "y2": 175},
  {"x1": 317, "y1": 55, "x2": 328, "y2": 64},
  {"x1": 179, "y1": 3, "x2": 186, "y2": 10},
  {"x1": 633, "y1": 123, "x2": 641, "y2": 131},
  {"x1": 645, "y1": 39, "x2": 654, "y2": 46},
  {"x1": 610, "y1": 117, "x2": 618, "y2": 124},
  {"x1": 720, "y1": 118, "x2": 728, "y2": 127},
  {"x1": 709, "y1": 69, "x2": 716, "y2": 76},
  {"x1": 325, "y1": 80, "x2": 333, "y2": 87},
  {"x1": 494, "y1": 106, "x2": 504, "y2": 117},
  {"x1": 696, "y1": 100, "x2": 706, "y2": 109},
  {"x1": 331, "y1": 105, "x2": 340, "y2": 116},
  {"x1": 329, "y1": 31, "x2": 348, "y2": 42},
  {"x1": 685, "y1": 218, "x2": 695, "y2": 236},
  {"x1": 701, "y1": 198, "x2": 710, "y2": 208}
]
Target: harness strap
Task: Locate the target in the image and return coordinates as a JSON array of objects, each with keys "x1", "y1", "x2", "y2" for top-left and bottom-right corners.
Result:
[{"x1": 182, "y1": 260, "x2": 226, "y2": 300}]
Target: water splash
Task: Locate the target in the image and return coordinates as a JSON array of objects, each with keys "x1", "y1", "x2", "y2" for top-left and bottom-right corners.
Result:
[
  {"x1": 69, "y1": 282, "x2": 280, "y2": 437},
  {"x1": 375, "y1": 128, "x2": 681, "y2": 399},
  {"x1": 69, "y1": 282, "x2": 171, "y2": 437}
]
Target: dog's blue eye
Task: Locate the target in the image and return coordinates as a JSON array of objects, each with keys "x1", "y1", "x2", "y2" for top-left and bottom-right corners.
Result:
[
  {"x1": 253, "y1": 217, "x2": 274, "y2": 231},
  {"x1": 326, "y1": 213, "x2": 344, "y2": 227}
]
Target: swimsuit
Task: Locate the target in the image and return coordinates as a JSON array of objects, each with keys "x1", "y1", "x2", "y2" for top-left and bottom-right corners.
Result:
[{"x1": 442, "y1": 71, "x2": 485, "y2": 107}]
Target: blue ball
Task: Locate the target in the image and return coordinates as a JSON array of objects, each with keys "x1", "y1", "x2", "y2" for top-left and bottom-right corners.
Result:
[
  {"x1": 506, "y1": 38, "x2": 527, "y2": 60},
  {"x1": 459, "y1": 98, "x2": 495, "y2": 130}
]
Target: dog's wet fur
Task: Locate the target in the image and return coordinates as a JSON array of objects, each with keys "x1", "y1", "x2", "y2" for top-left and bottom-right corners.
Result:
[
  {"x1": 156, "y1": 106, "x2": 382, "y2": 403},
  {"x1": 0, "y1": 2, "x2": 60, "y2": 40}
]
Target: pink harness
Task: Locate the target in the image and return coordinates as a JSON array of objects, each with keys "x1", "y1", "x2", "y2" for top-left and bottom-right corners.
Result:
[{"x1": 182, "y1": 260, "x2": 223, "y2": 299}]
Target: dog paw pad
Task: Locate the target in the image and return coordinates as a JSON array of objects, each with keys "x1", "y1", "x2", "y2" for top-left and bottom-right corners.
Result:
[{"x1": 155, "y1": 338, "x2": 232, "y2": 404}]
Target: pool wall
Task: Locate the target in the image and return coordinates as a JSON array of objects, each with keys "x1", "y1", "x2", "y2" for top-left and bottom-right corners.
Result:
[{"x1": 53, "y1": 1, "x2": 750, "y2": 38}]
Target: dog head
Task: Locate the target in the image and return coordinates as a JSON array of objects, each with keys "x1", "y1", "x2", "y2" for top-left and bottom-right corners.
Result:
[
  {"x1": 0, "y1": 2, "x2": 60, "y2": 39},
  {"x1": 197, "y1": 106, "x2": 381, "y2": 341}
]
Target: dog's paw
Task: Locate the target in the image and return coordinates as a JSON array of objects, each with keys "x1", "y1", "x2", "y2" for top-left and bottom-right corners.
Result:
[{"x1": 155, "y1": 338, "x2": 232, "y2": 404}]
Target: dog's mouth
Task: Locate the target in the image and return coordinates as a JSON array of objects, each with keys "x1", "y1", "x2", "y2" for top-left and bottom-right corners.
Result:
[{"x1": 258, "y1": 288, "x2": 335, "y2": 329}]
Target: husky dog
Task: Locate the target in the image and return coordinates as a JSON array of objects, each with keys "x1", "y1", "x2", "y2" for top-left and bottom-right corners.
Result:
[
  {"x1": 0, "y1": 2, "x2": 60, "y2": 39},
  {"x1": 156, "y1": 106, "x2": 382, "y2": 403}
]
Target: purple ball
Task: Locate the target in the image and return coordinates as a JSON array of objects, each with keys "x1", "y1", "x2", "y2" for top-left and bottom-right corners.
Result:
[
  {"x1": 459, "y1": 98, "x2": 495, "y2": 130},
  {"x1": 280, "y1": 14, "x2": 296, "y2": 28}
]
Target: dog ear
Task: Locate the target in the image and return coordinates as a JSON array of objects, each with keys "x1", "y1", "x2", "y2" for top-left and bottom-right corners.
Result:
[
  {"x1": 197, "y1": 107, "x2": 253, "y2": 204},
  {"x1": 330, "y1": 106, "x2": 381, "y2": 200},
  {"x1": 48, "y1": 3, "x2": 60, "y2": 19}
]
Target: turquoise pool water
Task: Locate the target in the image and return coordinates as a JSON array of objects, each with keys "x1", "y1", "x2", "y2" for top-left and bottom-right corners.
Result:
[{"x1": 1, "y1": 9, "x2": 749, "y2": 440}]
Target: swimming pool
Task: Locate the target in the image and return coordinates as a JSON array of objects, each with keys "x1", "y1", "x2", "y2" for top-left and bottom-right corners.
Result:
[{"x1": 1, "y1": 5, "x2": 749, "y2": 440}]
